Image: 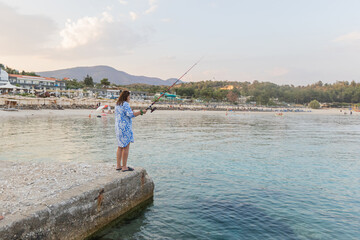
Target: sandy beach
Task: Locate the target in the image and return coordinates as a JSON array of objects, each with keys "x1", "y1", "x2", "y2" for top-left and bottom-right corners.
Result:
[{"x1": 1, "y1": 95, "x2": 358, "y2": 116}]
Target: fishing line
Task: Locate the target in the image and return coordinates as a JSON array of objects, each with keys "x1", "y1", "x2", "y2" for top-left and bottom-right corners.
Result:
[{"x1": 146, "y1": 57, "x2": 203, "y2": 113}]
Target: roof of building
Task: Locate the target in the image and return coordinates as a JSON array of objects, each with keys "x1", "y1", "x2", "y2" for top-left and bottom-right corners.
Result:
[{"x1": 8, "y1": 74, "x2": 61, "y2": 81}]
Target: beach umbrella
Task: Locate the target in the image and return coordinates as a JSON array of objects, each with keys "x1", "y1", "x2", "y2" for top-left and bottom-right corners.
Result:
[{"x1": 0, "y1": 82, "x2": 20, "y2": 89}]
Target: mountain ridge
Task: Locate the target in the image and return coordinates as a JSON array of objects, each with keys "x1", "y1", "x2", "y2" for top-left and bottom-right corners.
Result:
[{"x1": 37, "y1": 65, "x2": 181, "y2": 86}]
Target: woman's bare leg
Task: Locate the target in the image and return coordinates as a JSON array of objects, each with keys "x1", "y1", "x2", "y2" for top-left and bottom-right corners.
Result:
[
  {"x1": 121, "y1": 144, "x2": 130, "y2": 170},
  {"x1": 116, "y1": 147, "x2": 123, "y2": 169}
]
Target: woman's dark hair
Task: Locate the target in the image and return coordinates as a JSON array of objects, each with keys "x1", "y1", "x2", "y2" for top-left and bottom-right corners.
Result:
[{"x1": 116, "y1": 90, "x2": 130, "y2": 105}]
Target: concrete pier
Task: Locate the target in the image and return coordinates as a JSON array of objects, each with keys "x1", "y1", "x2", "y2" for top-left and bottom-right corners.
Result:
[{"x1": 0, "y1": 161, "x2": 154, "y2": 240}]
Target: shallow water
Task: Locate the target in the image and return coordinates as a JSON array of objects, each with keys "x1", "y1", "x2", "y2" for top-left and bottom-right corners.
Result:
[{"x1": 1, "y1": 111, "x2": 360, "y2": 239}]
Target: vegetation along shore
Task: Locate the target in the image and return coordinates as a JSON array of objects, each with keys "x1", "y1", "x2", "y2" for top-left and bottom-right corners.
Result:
[{"x1": 1, "y1": 64, "x2": 360, "y2": 110}]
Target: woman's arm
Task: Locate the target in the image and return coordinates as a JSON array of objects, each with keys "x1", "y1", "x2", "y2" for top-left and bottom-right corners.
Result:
[
  {"x1": 124, "y1": 102, "x2": 147, "y2": 117},
  {"x1": 123, "y1": 102, "x2": 135, "y2": 118},
  {"x1": 133, "y1": 109, "x2": 147, "y2": 117}
]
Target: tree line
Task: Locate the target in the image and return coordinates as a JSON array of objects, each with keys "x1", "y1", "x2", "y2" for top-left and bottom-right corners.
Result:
[
  {"x1": 130, "y1": 80, "x2": 360, "y2": 105},
  {"x1": 1, "y1": 64, "x2": 39, "y2": 77},
  {"x1": 63, "y1": 75, "x2": 112, "y2": 89}
]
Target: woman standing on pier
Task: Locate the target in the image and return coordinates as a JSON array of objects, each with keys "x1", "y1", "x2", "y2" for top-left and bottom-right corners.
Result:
[{"x1": 115, "y1": 90, "x2": 147, "y2": 172}]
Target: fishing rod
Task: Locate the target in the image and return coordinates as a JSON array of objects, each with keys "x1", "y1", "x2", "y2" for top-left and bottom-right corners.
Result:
[{"x1": 146, "y1": 58, "x2": 202, "y2": 113}]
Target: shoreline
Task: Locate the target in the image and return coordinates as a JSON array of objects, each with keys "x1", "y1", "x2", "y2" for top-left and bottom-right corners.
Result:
[
  {"x1": 1, "y1": 95, "x2": 355, "y2": 111},
  {"x1": 1, "y1": 94, "x2": 357, "y2": 117},
  {"x1": 0, "y1": 107, "x2": 356, "y2": 118}
]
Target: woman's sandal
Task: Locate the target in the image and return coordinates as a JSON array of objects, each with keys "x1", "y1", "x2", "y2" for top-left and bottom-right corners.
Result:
[
  {"x1": 116, "y1": 167, "x2": 122, "y2": 171},
  {"x1": 122, "y1": 167, "x2": 134, "y2": 172}
]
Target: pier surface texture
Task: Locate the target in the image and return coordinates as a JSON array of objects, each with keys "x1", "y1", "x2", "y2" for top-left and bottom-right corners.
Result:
[{"x1": 0, "y1": 161, "x2": 154, "y2": 240}]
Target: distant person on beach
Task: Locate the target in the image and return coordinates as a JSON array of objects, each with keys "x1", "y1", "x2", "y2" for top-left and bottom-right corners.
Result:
[{"x1": 115, "y1": 91, "x2": 147, "y2": 172}]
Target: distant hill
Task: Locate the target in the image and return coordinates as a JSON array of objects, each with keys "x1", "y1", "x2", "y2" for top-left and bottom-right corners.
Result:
[{"x1": 37, "y1": 65, "x2": 181, "y2": 86}]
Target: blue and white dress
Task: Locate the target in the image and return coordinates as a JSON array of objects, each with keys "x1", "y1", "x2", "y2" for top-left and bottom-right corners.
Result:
[{"x1": 115, "y1": 102, "x2": 135, "y2": 147}]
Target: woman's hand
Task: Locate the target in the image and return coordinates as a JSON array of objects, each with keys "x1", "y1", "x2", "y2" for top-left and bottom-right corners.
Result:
[{"x1": 137, "y1": 109, "x2": 147, "y2": 116}]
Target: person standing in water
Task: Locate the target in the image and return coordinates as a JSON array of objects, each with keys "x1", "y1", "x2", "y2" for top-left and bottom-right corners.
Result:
[{"x1": 115, "y1": 91, "x2": 147, "y2": 172}]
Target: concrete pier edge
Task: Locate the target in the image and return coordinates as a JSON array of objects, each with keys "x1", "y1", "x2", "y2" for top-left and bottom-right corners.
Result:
[
  {"x1": 0, "y1": 167, "x2": 154, "y2": 240},
  {"x1": 85, "y1": 196, "x2": 153, "y2": 240}
]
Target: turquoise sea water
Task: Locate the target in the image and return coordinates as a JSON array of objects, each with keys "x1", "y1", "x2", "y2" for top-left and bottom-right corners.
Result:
[{"x1": 1, "y1": 111, "x2": 360, "y2": 239}]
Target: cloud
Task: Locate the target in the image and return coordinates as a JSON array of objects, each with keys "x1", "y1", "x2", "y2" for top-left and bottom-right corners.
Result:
[
  {"x1": 59, "y1": 18, "x2": 97, "y2": 49},
  {"x1": 59, "y1": 12, "x2": 113, "y2": 49},
  {"x1": 0, "y1": 2, "x2": 146, "y2": 61},
  {"x1": 161, "y1": 18, "x2": 171, "y2": 22},
  {"x1": 118, "y1": 0, "x2": 128, "y2": 5},
  {"x1": 334, "y1": 31, "x2": 360, "y2": 43},
  {"x1": 129, "y1": 11, "x2": 138, "y2": 21},
  {"x1": 54, "y1": 11, "x2": 146, "y2": 59},
  {"x1": 101, "y1": 11, "x2": 114, "y2": 23},
  {"x1": 145, "y1": 0, "x2": 158, "y2": 14},
  {"x1": 0, "y1": 2, "x2": 57, "y2": 55}
]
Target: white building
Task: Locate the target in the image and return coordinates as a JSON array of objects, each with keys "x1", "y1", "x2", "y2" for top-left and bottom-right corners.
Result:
[
  {"x1": 131, "y1": 91, "x2": 147, "y2": 101},
  {"x1": 91, "y1": 88, "x2": 147, "y2": 101},
  {"x1": 106, "y1": 89, "x2": 122, "y2": 99},
  {"x1": 8, "y1": 74, "x2": 66, "y2": 91},
  {"x1": 0, "y1": 69, "x2": 9, "y2": 85}
]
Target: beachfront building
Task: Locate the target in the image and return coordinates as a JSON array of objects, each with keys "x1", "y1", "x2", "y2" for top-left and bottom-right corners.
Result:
[
  {"x1": 106, "y1": 88, "x2": 123, "y2": 99},
  {"x1": 154, "y1": 92, "x2": 179, "y2": 101},
  {"x1": 131, "y1": 91, "x2": 147, "y2": 101},
  {"x1": 89, "y1": 88, "x2": 107, "y2": 98},
  {"x1": 89, "y1": 88, "x2": 147, "y2": 101},
  {"x1": 238, "y1": 96, "x2": 250, "y2": 104},
  {"x1": 8, "y1": 74, "x2": 66, "y2": 92},
  {"x1": 88, "y1": 88, "x2": 118, "y2": 99},
  {"x1": 0, "y1": 69, "x2": 9, "y2": 85}
]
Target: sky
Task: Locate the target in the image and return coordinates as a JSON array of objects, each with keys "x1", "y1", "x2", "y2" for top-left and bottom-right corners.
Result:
[{"x1": 1, "y1": 0, "x2": 360, "y2": 85}]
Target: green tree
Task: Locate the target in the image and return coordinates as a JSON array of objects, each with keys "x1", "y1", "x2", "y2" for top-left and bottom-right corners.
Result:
[
  {"x1": 176, "y1": 87, "x2": 195, "y2": 97},
  {"x1": 95, "y1": 83, "x2": 103, "y2": 89},
  {"x1": 21, "y1": 70, "x2": 38, "y2": 76},
  {"x1": 200, "y1": 88, "x2": 214, "y2": 101},
  {"x1": 100, "y1": 78, "x2": 110, "y2": 86},
  {"x1": 66, "y1": 79, "x2": 84, "y2": 89},
  {"x1": 26, "y1": 72, "x2": 39, "y2": 76},
  {"x1": 309, "y1": 100, "x2": 320, "y2": 109},
  {"x1": 5, "y1": 66, "x2": 19, "y2": 74},
  {"x1": 84, "y1": 75, "x2": 94, "y2": 87},
  {"x1": 213, "y1": 89, "x2": 227, "y2": 101}
]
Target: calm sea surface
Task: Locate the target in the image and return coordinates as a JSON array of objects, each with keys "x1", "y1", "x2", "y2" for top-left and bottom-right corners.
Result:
[{"x1": 1, "y1": 111, "x2": 360, "y2": 239}]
